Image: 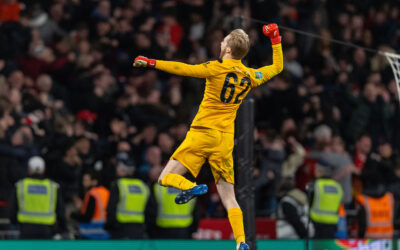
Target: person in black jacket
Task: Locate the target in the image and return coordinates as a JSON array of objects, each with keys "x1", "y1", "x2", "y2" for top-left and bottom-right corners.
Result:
[
  {"x1": 71, "y1": 170, "x2": 105, "y2": 223},
  {"x1": 254, "y1": 130, "x2": 285, "y2": 216},
  {"x1": 277, "y1": 177, "x2": 309, "y2": 239}
]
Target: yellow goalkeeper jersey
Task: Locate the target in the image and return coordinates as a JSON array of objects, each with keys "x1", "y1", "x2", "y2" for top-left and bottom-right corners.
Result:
[{"x1": 155, "y1": 43, "x2": 283, "y2": 133}]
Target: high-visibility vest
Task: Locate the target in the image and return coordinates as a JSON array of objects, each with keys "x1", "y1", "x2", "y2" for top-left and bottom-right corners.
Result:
[
  {"x1": 81, "y1": 186, "x2": 110, "y2": 222},
  {"x1": 357, "y1": 193, "x2": 394, "y2": 238},
  {"x1": 116, "y1": 178, "x2": 149, "y2": 223},
  {"x1": 310, "y1": 178, "x2": 343, "y2": 224},
  {"x1": 154, "y1": 184, "x2": 195, "y2": 228},
  {"x1": 16, "y1": 178, "x2": 58, "y2": 225}
]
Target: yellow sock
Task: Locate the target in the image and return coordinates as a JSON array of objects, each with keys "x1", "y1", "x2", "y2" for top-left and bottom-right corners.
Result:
[
  {"x1": 228, "y1": 207, "x2": 245, "y2": 244},
  {"x1": 161, "y1": 173, "x2": 196, "y2": 190}
]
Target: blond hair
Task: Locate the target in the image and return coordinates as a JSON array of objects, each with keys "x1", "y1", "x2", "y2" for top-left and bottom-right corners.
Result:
[{"x1": 227, "y1": 29, "x2": 250, "y2": 59}]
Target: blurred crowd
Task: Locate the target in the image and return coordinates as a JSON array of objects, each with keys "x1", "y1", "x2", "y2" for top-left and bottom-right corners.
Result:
[{"x1": 0, "y1": 0, "x2": 399, "y2": 239}]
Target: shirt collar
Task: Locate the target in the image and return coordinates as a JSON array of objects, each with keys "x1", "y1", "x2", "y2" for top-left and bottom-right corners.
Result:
[{"x1": 223, "y1": 58, "x2": 241, "y2": 63}]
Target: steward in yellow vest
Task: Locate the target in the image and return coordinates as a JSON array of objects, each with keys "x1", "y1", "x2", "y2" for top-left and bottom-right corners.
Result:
[
  {"x1": 153, "y1": 183, "x2": 197, "y2": 238},
  {"x1": 9, "y1": 156, "x2": 66, "y2": 239},
  {"x1": 105, "y1": 152, "x2": 150, "y2": 239},
  {"x1": 307, "y1": 160, "x2": 343, "y2": 239}
]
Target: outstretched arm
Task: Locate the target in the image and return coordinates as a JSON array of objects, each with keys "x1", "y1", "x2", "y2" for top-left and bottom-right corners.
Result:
[
  {"x1": 133, "y1": 56, "x2": 213, "y2": 78},
  {"x1": 254, "y1": 24, "x2": 284, "y2": 86}
]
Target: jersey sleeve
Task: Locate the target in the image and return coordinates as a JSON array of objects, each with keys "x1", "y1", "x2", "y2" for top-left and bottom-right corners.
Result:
[
  {"x1": 252, "y1": 43, "x2": 283, "y2": 87},
  {"x1": 155, "y1": 60, "x2": 220, "y2": 78}
]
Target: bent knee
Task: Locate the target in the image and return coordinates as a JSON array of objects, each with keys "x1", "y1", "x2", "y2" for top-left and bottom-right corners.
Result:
[
  {"x1": 158, "y1": 174, "x2": 165, "y2": 185},
  {"x1": 157, "y1": 177, "x2": 163, "y2": 185}
]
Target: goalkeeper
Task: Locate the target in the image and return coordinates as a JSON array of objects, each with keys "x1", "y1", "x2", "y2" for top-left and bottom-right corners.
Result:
[{"x1": 133, "y1": 24, "x2": 283, "y2": 250}]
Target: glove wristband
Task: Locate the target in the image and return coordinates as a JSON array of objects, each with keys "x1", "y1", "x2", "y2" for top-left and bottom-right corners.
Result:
[
  {"x1": 148, "y1": 59, "x2": 156, "y2": 67},
  {"x1": 270, "y1": 36, "x2": 282, "y2": 45}
]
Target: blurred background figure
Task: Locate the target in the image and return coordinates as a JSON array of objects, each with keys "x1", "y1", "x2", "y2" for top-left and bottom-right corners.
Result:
[
  {"x1": 281, "y1": 136, "x2": 305, "y2": 180},
  {"x1": 9, "y1": 156, "x2": 66, "y2": 239},
  {"x1": 307, "y1": 161, "x2": 343, "y2": 239},
  {"x1": 276, "y1": 177, "x2": 311, "y2": 239},
  {"x1": 254, "y1": 130, "x2": 285, "y2": 217},
  {"x1": 72, "y1": 171, "x2": 109, "y2": 239},
  {"x1": 153, "y1": 183, "x2": 197, "y2": 239},
  {"x1": 356, "y1": 160, "x2": 397, "y2": 239},
  {"x1": 388, "y1": 158, "x2": 400, "y2": 237},
  {"x1": 106, "y1": 152, "x2": 150, "y2": 239},
  {"x1": 308, "y1": 136, "x2": 355, "y2": 207}
]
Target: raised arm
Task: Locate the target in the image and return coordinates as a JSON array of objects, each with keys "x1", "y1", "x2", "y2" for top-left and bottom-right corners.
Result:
[
  {"x1": 254, "y1": 24, "x2": 284, "y2": 86},
  {"x1": 133, "y1": 56, "x2": 213, "y2": 78}
]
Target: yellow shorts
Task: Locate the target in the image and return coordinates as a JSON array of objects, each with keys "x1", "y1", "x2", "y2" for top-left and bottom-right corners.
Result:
[{"x1": 171, "y1": 127, "x2": 235, "y2": 184}]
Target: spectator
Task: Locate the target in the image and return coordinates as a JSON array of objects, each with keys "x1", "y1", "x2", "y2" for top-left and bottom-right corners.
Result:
[
  {"x1": 0, "y1": 0, "x2": 23, "y2": 22},
  {"x1": 308, "y1": 136, "x2": 355, "y2": 206},
  {"x1": 254, "y1": 130, "x2": 285, "y2": 216},
  {"x1": 352, "y1": 134, "x2": 372, "y2": 173},
  {"x1": 281, "y1": 136, "x2": 306, "y2": 179},
  {"x1": 284, "y1": 46, "x2": 303, "y2": 80},
  {"x1": 277, "y1": 177, "x2": 310, "y2": 239},
  {"x1": 138, "y1": 145, "x2": 163, "y2": 182},
  {"x1": 157, "y1": 10, "x2": 183, "y2": 53},
  {"x1": 346, "y1": 82, "x2": 393, "y2": 144},
  {"x1": 29, "y1": 4, "x2": 66, "y2": 44},
  {"x1": 74, "y1": 136, "x2": 95, "y2": 171},
  {"x1": 157, "y1": 133, "x2": 175, "y2": 164},
  {"x1": 54, "y1": 140, "x2": 81, "y2": 204},
  {"x1": 0, "y1": 126, "x2": 37, "y2": 180},
  {"x1": 295, "y1": 124, "x2": 332, "y2": 191}
]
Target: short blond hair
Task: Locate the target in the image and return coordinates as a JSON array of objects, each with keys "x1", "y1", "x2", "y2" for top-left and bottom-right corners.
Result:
[{"x1": 227, "y1": 29, "x2": 250, "y2": 59}]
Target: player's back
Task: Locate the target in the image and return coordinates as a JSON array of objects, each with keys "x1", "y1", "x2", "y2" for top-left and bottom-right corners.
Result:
[{"x1": 191, "y1": 59, "x2": 261, "y2": 133}]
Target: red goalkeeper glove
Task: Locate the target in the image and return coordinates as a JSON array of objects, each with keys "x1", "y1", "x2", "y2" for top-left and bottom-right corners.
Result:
[
  {"x1": 263, "y1": 23, "x2": 281, "y2": 45},
  {"x1": 133, "y1": 56, "x2": 156, "y2": 68}
]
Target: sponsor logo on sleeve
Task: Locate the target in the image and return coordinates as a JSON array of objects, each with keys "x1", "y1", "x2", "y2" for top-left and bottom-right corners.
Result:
[{"x1": 255, "y1": 72, "x2": 263, "y2": 79}]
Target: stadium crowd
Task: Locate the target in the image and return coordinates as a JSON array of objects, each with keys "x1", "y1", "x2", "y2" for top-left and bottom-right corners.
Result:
[{"x1": 0, "y1": 0, "x2": 399, "y2": 240}]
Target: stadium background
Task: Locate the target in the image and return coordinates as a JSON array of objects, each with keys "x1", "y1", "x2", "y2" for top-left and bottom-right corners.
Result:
[{"x1": 0, "y1": 0, "x2": 399, "y2": 249}]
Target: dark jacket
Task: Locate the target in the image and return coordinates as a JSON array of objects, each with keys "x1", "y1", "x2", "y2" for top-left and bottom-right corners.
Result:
[
  {"x1": 280, "y1": 189, "x2": 308, "y2": 238},
  {"x1": 254, "y1": 148, "x2": 285, "y2": 196},
  {"x1": 71, "y1": 196, "x2": 96, "y2": 222},
  {"x1": 54, "y1": 160, "x2": 81, "y2": 202},
  {"x1": 346, "y1": 96, "x2": 392, "y2": 143}
]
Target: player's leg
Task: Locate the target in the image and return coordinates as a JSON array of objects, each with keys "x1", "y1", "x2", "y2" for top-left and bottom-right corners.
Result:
[
  {"x1": 210, "y1": 131, "x2": 248, "y2": 249},
  {"x1": 216, "y1": 178, "x2": 248, "y2": 250},
  {"x1": 158, "y1": 159, "x2": 195, "y2": 190},
  {"x1": 158, "y1": 159, "x2": 208, "y2": 204},
  {"x1": 158, "y1": 128, "x2": 213, "y2": 203}
]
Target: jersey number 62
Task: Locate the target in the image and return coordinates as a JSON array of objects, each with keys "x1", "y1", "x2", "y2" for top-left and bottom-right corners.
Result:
[{"x1": 220, "y1": 73, "x2": 251, "y2": 104}]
